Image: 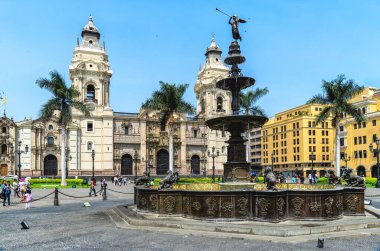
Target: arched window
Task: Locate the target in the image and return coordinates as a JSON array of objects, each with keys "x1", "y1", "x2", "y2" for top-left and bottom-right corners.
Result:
[
  {"x1": 216, "y1": 96, "x2": 223, "y2": 111},
  {"x1": 86, "y1": 84, "x2": 95, "y2": 101},
  {"x1": 87, "y1": 141, "x2": 93, "y2": 151},
  {"x1": 124, "y1": 127, "x2": 129, "y2": 135},
  {"x1": 2, "y1": 127, "x2": 6, "y2": 133},
  {"x1": 48, "y1": 125, "x2": 53, "y2": 131},
  {"x1": 362, "y1": 107, "x2": 366, "y2": 114},
  {"x1": 47, "y1": 137, "x2": 54, "y2": 147}
]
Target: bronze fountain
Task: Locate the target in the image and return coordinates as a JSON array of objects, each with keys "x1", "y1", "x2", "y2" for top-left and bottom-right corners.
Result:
[{"x1": 134, "y1": 12, "x2": 365, "y2": 222}]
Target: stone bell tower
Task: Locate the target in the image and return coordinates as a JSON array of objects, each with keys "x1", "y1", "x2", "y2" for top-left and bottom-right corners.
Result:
[
  {"x1": 194, "y1": 36, "x2": 231, "y2": 118},
  {"x1": 193, "y1": 36, "x2": 231, "y2": 175},
  {"x1": 68, "y1": 16, "x2": 114, "y2": 176}
]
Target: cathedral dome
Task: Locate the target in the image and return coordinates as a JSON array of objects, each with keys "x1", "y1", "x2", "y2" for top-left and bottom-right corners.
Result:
[
  {"x1": 205, "y1": 37, "x2": 222, "y2": 54},
  {"x1": 81, "y1": 16, "x2": 100, "y2": 39}
]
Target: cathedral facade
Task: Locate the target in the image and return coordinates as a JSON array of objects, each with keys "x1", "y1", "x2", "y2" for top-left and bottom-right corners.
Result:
[{"x1": 3, "y1": 17, "x2": 236, "y2": 178}]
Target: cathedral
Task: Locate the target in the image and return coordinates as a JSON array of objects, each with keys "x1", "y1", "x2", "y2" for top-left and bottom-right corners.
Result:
[{"x1": 0, "y1": 17, "x2": 237, "y2": 178}]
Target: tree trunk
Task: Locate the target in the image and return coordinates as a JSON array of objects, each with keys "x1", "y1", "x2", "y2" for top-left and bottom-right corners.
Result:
[
  {"x1": 335, "y1": 124, "x2": 341, "y2": 177},
  {"x1": 61, "y1": 124, "x2": 67, "y2": 186},
  {"x1": 169, "y1": 132, "x2": 173, "y2": 172}
]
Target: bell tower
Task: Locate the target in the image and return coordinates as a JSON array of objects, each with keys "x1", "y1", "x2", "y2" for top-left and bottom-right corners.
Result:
[
  {"x1": 68, "y1": 16, "x2": 114, "y2": 176},
  {"x1": 69, "y1": 16, "x2": 112, "y2": 109},
  {"x1": 194, "y1": 36, "x2": 231, "y2": 118}
]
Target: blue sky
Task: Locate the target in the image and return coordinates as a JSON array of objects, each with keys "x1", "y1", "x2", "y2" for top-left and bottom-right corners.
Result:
[{"x1": 1, "y1": 0, "x2": 380, "y2": 121}]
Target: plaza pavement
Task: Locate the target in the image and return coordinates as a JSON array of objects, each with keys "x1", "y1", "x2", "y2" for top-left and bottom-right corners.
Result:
[{"x1": 0, "y1": 183, "x2": 380, "y2": 250}]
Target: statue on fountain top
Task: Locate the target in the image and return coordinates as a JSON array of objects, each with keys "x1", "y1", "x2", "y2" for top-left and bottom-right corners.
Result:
[{"x1": 229, "y1": 15, "x2": 246, "y2": 41}]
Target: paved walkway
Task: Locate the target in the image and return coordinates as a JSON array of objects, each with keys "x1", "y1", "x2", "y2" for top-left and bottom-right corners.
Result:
[
  {"x1": 1, "y1": 183, "x2": 380, "y2": 250},
  {"x1": 0, "y1": 183, "x2": 134, "y2": 212}
]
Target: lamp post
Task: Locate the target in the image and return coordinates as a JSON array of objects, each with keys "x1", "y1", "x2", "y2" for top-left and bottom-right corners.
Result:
[
  {"x1": 91, "y1": 146, "x2": 95, "y2": 179},
  {"x1": 208, "y1": 146, "x2": 219, "y2": 183},
  {"x1": 342, "y1": 153, "x2": 351, "y2": 169},
  {"x1": 271, "y1": 152, "x2": 274, "y2": 170},
  {"x1": 134, "y1": 150, "x2": 139, "y2": 182},
  {"x1": 201, "y1": 133, "x2": 207, "y2": 177},
  {"x1": 369, "y1": 137, "x2": 380, "y2": 188},
  {"x1": 15, "y1": 141, "x2": 29, "y2": 179}
]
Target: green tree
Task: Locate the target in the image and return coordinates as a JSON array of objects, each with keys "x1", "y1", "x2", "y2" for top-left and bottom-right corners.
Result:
[
  {"x1": 142, "y1": 81, "x2": 195, "y2": 172},
  {"x1": 240, "y1": 87, "x2": 269, "y2": 116},
  {"x1": 36, "y1": 70, "x2": 90, "y2": 186},
  {"x1": 307, "y1": 74, "x2": 364, "y2": 177},
  {"x1": 240, "y1": 87, "x2": 269, "y2": 162}
]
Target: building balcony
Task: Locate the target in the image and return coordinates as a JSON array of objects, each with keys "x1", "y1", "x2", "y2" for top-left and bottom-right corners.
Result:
[
  {"x1": 85, "y1": 98, "x2": 98, "y2": 104},
  {"x1": 186, "y1": 137, "x2": 205, "y2": 145},
  {"x1": 114, "y1": 134, "x2": 141, "y2": 144}
]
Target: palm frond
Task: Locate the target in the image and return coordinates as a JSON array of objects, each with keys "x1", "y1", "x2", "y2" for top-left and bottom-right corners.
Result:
[
  {"x1": 72, "y1": 101, "x2": 91, "y2": 118},
  {"x1": 39, "y1": 98, "x2": 60, "y2": 122},
  {"x1": 315, "y1": 106, "x2": 332, "y2": 125}
]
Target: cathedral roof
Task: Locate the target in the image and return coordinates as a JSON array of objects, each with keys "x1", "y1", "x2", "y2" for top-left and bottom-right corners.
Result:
[{"x1": 81, "y1": 16, "x2": 100, "y2": 39}]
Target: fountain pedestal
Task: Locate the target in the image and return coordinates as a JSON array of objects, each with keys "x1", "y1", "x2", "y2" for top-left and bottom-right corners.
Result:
[{"x1": 206, "y1": 40, "x2": 267, "y2": 181}]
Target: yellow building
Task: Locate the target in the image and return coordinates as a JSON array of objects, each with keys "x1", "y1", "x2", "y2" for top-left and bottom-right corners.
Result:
[
  {"x1": 339, "y1": 87, "x2": 380, "y2": 177},
  {"x1": 261, "y1": 103, "x2": 334, "y2": 178}
]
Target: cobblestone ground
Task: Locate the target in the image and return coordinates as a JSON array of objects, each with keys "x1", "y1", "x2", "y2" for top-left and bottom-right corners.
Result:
[{"x1": 0, "y1": 184, "x2": 380, "y2": 251}]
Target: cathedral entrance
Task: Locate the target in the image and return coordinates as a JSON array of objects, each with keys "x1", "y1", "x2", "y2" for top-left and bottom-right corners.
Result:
[
  {"x1": 0, "y1": 164, "x2": 8, "y2": 176},
  {"x1": 121, "y1": 154, "x2": 133, "y2": 175},
  {"x1": 157, "y1": 149, "x2": 169, "y2": 175},
  {"x1": 191, "y1": 155, "x2": 200, "y2": 175},
  {"x1": 44, "y1": 155, "x2": 58, "y2": 176}
]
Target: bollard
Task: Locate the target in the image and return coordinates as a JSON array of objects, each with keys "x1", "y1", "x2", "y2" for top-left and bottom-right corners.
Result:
[
  {"x1": 54, "y1": 188, "x2": 59, "y2": 206},
  {"x1": 317, "y1": 237, "x2": 324, "y2": 248},
  {"x1": 102, "y1": 186, "x2": 107, "y2": 200}
]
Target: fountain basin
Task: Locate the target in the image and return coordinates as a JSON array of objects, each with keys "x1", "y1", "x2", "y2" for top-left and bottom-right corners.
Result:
[{"x1": 135, "y1": 184, "x2": 364, "y2": 222}]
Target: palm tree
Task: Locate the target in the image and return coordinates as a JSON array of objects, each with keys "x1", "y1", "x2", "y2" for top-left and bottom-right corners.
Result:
[
  {"x1": 36, "y1": 70, "x2": 90, "y2": 186},
  {"x1": 307, "y1": 74, "x2": 364, "y2": 177},
  {"x1": 240, "y1": 87, "x2": 269, "y2": 162},
  {"x1": 142, "y1": 81, "x2": 195, "y2": 172},
  {"x1": 240, "y1": 87, "x2": 269, "y2": 116}
]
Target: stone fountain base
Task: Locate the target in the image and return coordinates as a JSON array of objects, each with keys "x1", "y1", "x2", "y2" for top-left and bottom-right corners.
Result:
[
  {"x1": 224, "y1": 162, "x2": 250, "y2": 181},
  {"x1": 135, "y1": 185, "x2": 365, "y2": 222}
]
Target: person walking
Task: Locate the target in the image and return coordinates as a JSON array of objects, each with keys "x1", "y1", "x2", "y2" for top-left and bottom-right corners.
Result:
[
  {"x1": 99, "y1": 177, "x2": 107, "y2": 195},
  {"x1": 25, "y1": 188, "x2": 32, "y2": 209},
  {"x1": 4, "y1": 181, "x2": 11, "y2": 206},
  {"x1": 2, "y1": 180, "x2": 8, "y2": 206},
  {"x1": 13, "y1": 179, "x2": 20, "y2": 198},
  {"x1": 89, "y1": 178, "x2": 97, "y2": 197}
]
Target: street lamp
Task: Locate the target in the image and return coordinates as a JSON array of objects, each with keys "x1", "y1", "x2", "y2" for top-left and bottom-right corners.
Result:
[
  {"x1": 201, "y1": 133, "x2": 207, "y2": 177},
  {"x1": 342, "y1": 153, "x2": 351, "y2": 169},
  {"x1": 271, "y1": 152, "x2": 274, "y2": 170},
  {"x1": 134, "y1": 150, "x2": 139, "y2": 182},
  {"x1": 369, "y1": 137, "x2": 380, "y2": 188},
  {"x1": 15, "y1": 141, "x2": 28, "y2": 179},
  {"x1": 91, "y1": 146, "x2": 95, "y2": 179},
  {"x1": 207, "y1": 146, "x2": 219, "y2": 183}
]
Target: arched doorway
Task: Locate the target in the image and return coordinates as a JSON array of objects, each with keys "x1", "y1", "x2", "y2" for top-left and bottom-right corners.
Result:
[
  {"x1": 191, "y1": 155, "x2": 200, "y2": 175},
  {"x1": 372, "y1": 165, "x2": 378, "y2": 178},
  {"x1": 44, "y1": 155, "x2": 58, "y2": 176},
  {"x1": 357, "y1": 166, "x2": 366, "y2": 177},
  {"x1": 121, "y1": 154, "x2": 133, "y2": 175},
  {"x1": 0, "y1": 164, "x2": 8, "y2": 176},
  {"x1": 157, "y1": 149, "x2": 169, "y2": 175},
  {"x1": 1, "y1": 144, "x2": 7, "y2": 155}
]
